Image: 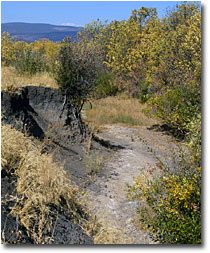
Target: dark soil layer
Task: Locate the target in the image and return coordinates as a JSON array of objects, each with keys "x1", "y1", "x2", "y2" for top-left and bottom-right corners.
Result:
[
  {"x1": 1, "y1": 86, "x2": 112, "y2": 183},
  {"x1": 1, "y1": 86, "x2": 87, "y2": 143},
  {"x1": 1, "y1": 168, "x2": 34, "y2": 244},
  {"x1": 1, "y1": 167, "x2": 93, "y2": 245},
  {"x1": 1, "y1": 86, "x2": 112, "y2": 244}
]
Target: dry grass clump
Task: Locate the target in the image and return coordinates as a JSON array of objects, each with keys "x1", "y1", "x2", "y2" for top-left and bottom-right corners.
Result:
[
  {"x1": 1, "y1": 124, "x2": 88, "y2": 244},
  {"x1": 93, "y1": 222, "x2": 133, "y2": 244},
  {"x1": 84, "y1": 151, "x2": 105, "y2": 177},
  {"x1": 1, "y1": 66, "x2": 58, "y2": 92},
  {"x1": 84, "y1": 96, "x2": 159, "y2": 128}
]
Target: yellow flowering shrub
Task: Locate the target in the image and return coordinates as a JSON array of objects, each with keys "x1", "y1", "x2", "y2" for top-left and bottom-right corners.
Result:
[
  {"x1": 128, "y1": 106, "x2": 201, "y2": 244},
  {"x1": 1, "y1": 32, "x2": 16, "y2": 66},
  {"x1": 128, "y1": 163, "x2": 201, "y2": 244},
  {"x1": 146, "y1": 82, "x2": 200, "y2": 134}
]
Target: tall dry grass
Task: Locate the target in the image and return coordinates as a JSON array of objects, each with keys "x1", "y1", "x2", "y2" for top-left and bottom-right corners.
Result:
[
  {"x1": 84, "y1": 96, "x2": 159, "y2": 128},
  {"x1": 1, "y1": 66, "x2": 58, "y2": 92},
  {"x1": 1, "y1": 124, "x2": 90, "y2": 244},
  {"x1": 93, "y1": 220, "x2": 134, "y2": 244}
]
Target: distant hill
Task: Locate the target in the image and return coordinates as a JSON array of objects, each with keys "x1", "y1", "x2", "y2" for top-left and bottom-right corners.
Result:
[{"x1": 1, "y1": 22, "x2": 83, "y2": 42}]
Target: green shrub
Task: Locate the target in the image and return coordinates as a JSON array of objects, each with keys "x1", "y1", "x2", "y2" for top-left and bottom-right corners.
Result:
[
  {"x1": 147, "y1": 83, "x2": 200, "y2": 134},
  {"x1": 128, "y1": 161, "x2": 201, "y2": 244},
  {"x1": 127, "y1": 111, "x2": 201, "y2": 244},
  {"x1": 138, "y1": 81, "x2": 151, "y2": 103},
  {"x1": 54, "y1": 38, "x2": 100, "y2": 110},
  {"x1": 94, "y1": 72, "x2": 118, "y2": 98},
  {"x1": 14, "y1": 49, "x2": 47, "y2": 76},
  {"x1": 186, "y1": 112, "x2": 201, "y2": 165}
]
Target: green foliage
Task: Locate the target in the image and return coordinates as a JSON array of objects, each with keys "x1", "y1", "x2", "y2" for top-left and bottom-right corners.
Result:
[
  {"x1": 127, "y1": 157, "x2": 201, "y2": 244},
  {"x1": 78, "y1": 19, "x2": 108, "y2": 40},
  {"x1": 138, "y1": 81, "x2": 151, "y2": 103},
  {"x1": 54, "y1": 38, "x2": 100, "y2": 109},
  {"x1": 1, "y1": 2, "x2": 201, "y2": 244},
  {"x1": 1, "y1": 34, "x2": 61, "y2": 74},
  {"x1": 127, "y1": 105, "x2": 201, "y2": 244},
  {"x1": 143, "y1": 2, "x2": 201, "y2": 133},
  {"x1": 95, "y1": 72, "x2": 118, "y2": 98},
  {"x1": 14, "y1": 48, "x2": 47, "y2": 76},
  {"x1": 2, "y1": 3, "x2": 201, "y2": 130},
  {"x1": 147, "y1": 82, "x2": 200, "y2": 133},
  {"x1": 29, "y1": 39, "x2": 60, "y2": 72},
  {"x1": 187, "y1": 112, "x2": 201, "y2": 165},
  {"x1": 79, "y1": 2, "x2": 201, "y2": 134},
  {"x1": 130, "y1": 7, "x2": 157, "y2": 30},
  {"x1": 13, "y1": 40, "x2": 29, "y2": 59}
]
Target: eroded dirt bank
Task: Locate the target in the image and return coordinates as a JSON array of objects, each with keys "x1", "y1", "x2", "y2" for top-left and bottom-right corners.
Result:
[
  {"x1": 1, "y1": 86, "x2": 96, "y2": 244},
  {"x1": 1, "y1": 86, "x2": 180, "y2": 244}
]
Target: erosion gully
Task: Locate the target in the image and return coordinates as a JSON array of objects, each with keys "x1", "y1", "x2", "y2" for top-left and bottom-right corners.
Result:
[{"x1": 83, "y1": 124, "x2": 179, "y2": 244}]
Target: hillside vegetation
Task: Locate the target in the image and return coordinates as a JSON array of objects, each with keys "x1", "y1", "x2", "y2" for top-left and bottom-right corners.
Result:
[{"x1": 1, "y1": 2, "x2": 201, "y2": 244}]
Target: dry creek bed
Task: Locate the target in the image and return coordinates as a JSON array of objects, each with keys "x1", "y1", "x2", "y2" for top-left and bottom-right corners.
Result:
[{"x1": 84, "y1": 124, "x2": 180, "y2": 244}]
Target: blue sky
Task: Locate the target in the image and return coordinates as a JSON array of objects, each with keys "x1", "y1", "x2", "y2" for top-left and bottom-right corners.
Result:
[{"x1": 1, "y1": 1, "x2": 201, "y2": 27}]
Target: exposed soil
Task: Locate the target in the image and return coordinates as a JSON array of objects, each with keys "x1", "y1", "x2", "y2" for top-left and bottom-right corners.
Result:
[
  {"x1": 1, "y1": 86, "x2": 180, "y2": 244},
  {"x1": 1, "y1": 86, "x2": 95, "y2": 244},
  {"x1": 84, "y1": 124, "x2": 180, "y2": 244}
]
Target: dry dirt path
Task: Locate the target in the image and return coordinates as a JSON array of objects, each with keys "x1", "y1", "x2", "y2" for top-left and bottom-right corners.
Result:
[{"x1": 85, "y1": 124, "x2": 179, "y2": 244}]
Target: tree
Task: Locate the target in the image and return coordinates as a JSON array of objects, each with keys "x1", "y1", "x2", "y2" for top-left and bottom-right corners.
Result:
[{"x1": 54, "y1": 38, "x2": 101, "y2": 111}]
